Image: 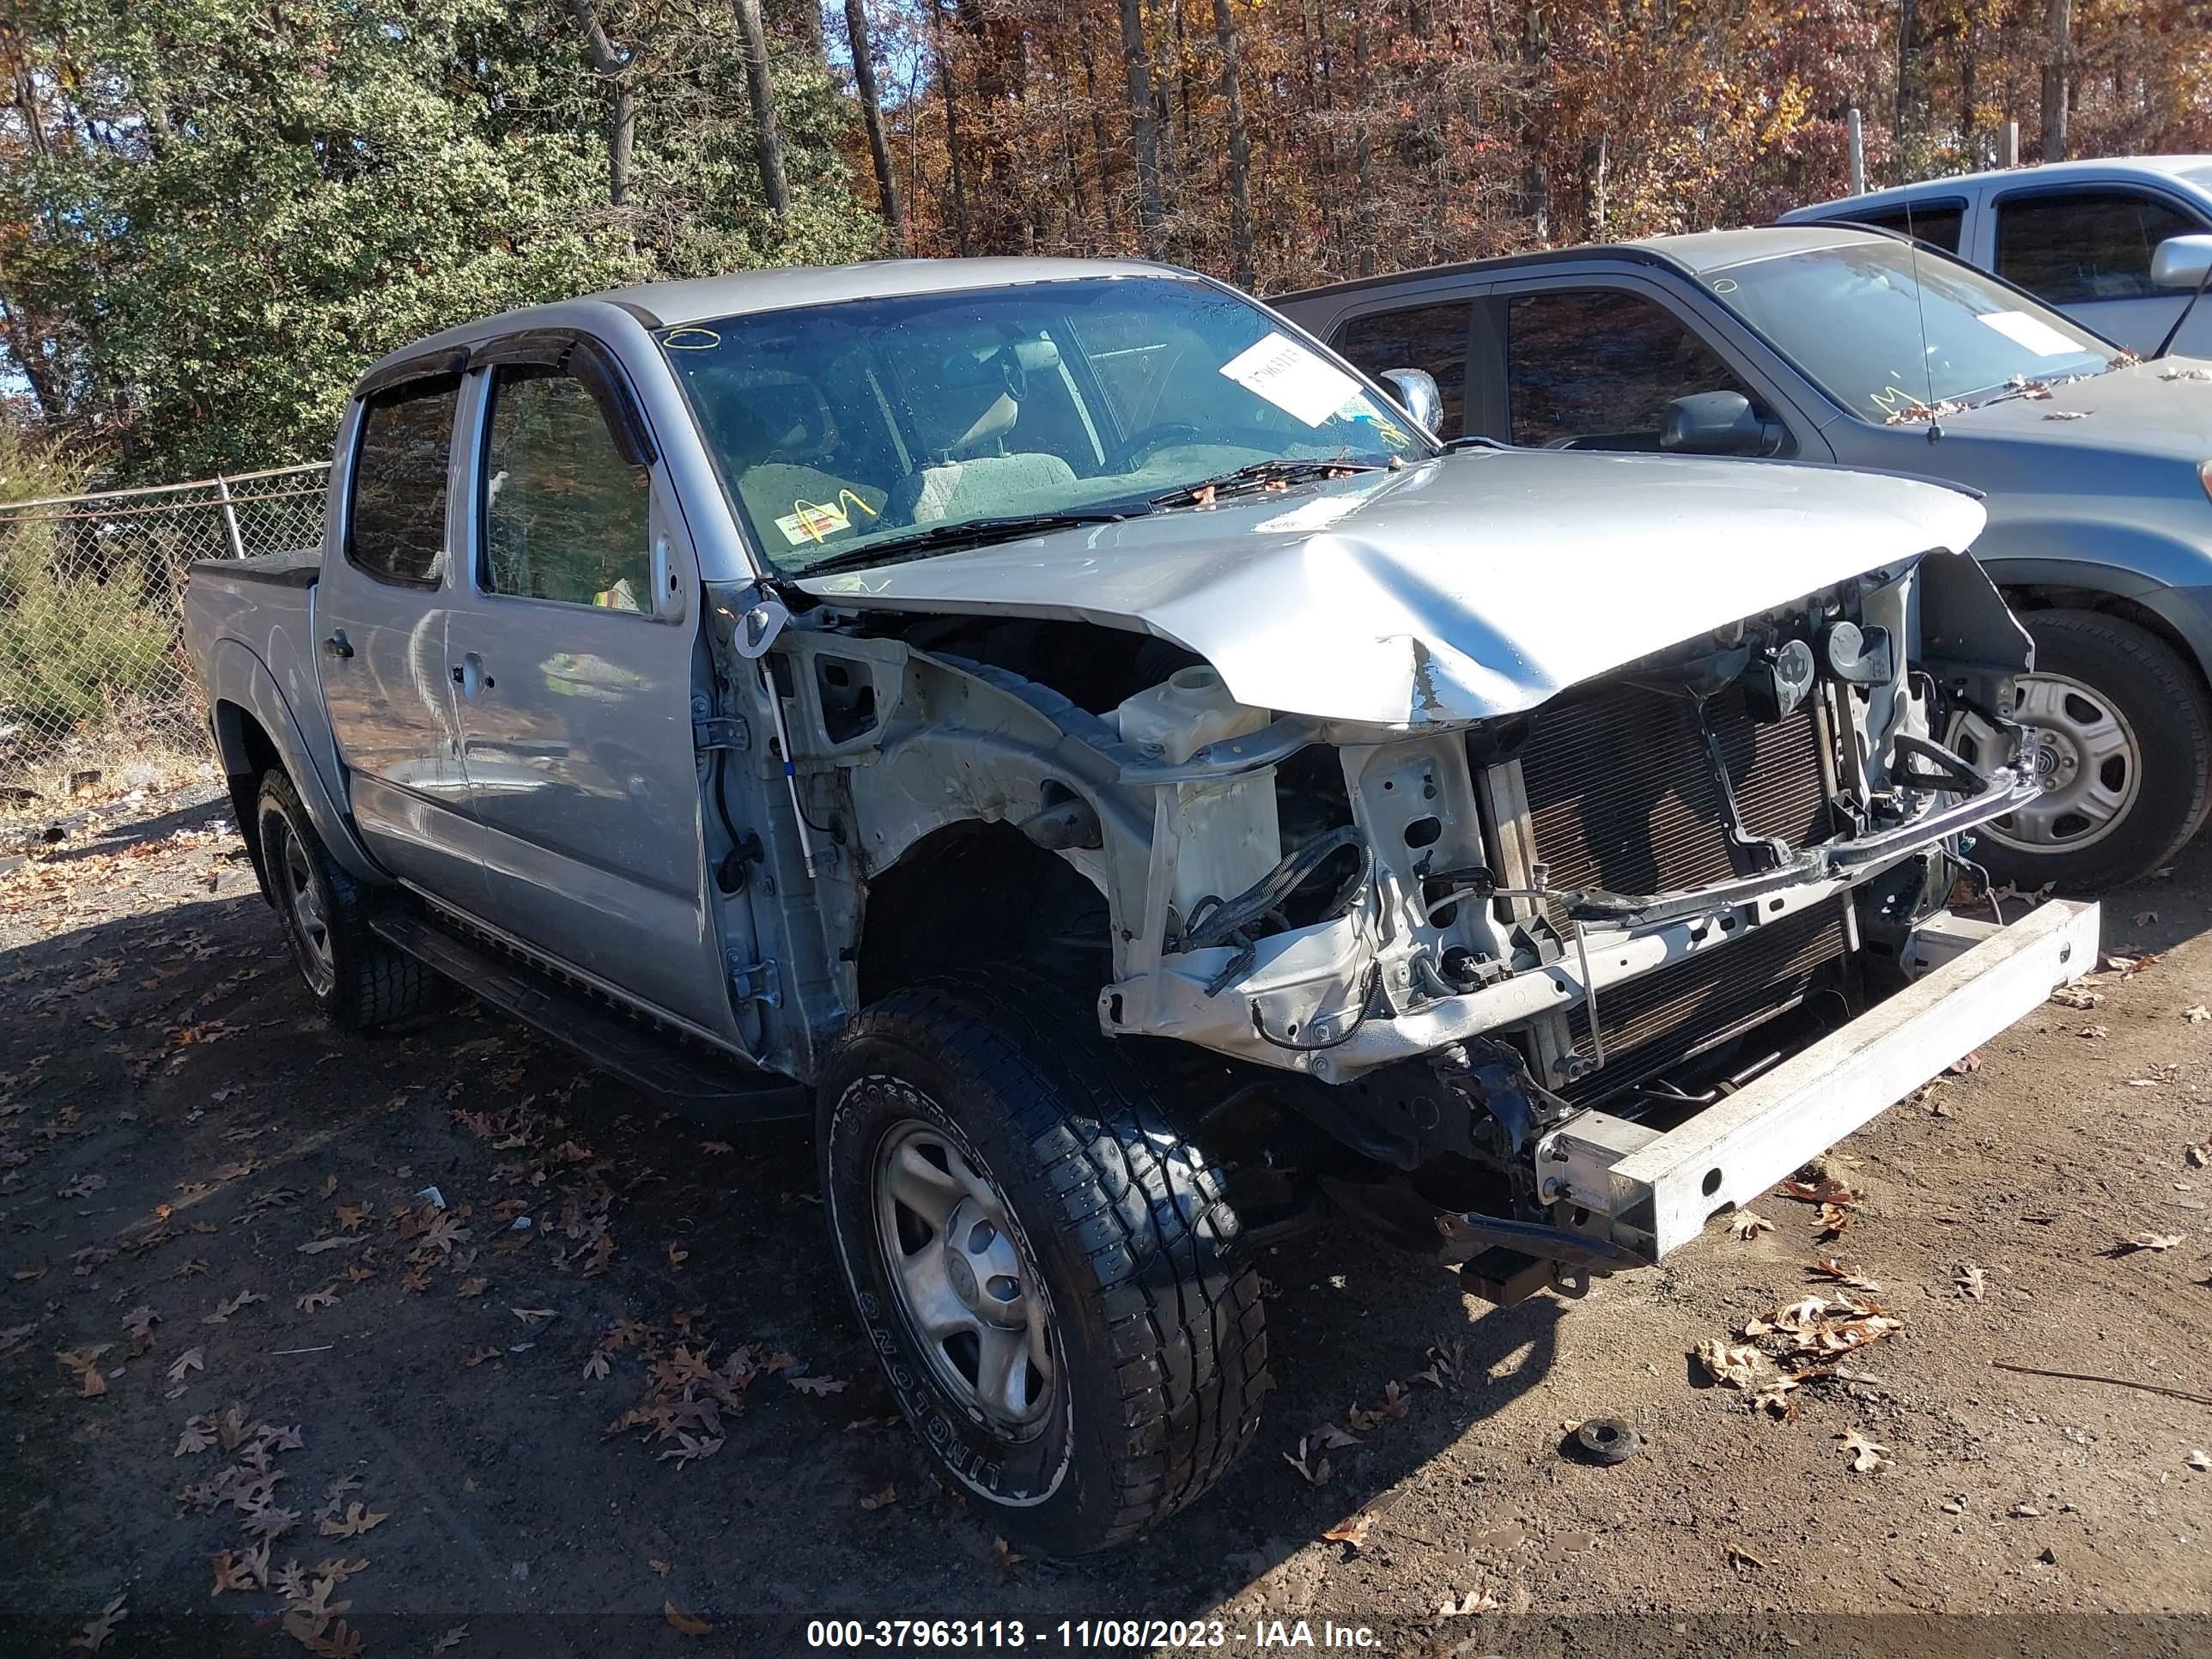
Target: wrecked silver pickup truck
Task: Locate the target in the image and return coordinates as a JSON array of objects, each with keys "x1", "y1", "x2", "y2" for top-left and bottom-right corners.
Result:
[{"x1": 183, "y1": 257, "x2": 2098, "y2": 1554}]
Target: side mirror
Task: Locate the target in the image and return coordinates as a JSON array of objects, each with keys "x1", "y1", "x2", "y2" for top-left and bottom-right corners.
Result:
[
  {"x1": 1661, "y1": 391, "x2": 1785, "y2": 458},
  {"x1": 1378, "y1": 368, "x2": 1443, "y2": 436},
  {"x1": 2151, "y1": 234, "x2": 2212, "y2": 290}
]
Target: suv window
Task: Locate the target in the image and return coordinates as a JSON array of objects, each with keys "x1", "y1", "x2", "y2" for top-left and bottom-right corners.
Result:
[
  {"x1": 349, "y1": 377, "x2": 459, "y2": 586},
  {"x1": 481, "y1": 366, "x2": 653, "y2": 611},
  {"x1": 1996, "y1": 191, "x2": 2201, "y2": 303},
  {"x1": 1833, "y1": 202, "x2": 1964, "y2": 254},
  {"x1": 1506, "y1": 289, "x2": 1754, "y2": 448},
  {"x1": 1333, "y1": 301, "x2": 1470, "y2": 439}
]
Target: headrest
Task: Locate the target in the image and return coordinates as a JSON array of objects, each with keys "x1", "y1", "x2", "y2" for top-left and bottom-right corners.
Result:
[{"x1": 912, "y1": 337, "x2": 1059, "y2": 459}]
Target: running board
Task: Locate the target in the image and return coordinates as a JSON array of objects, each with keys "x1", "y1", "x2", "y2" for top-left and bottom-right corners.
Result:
[{"x1": 369, "y1": 913, "x2": 810, "y2": 1124}]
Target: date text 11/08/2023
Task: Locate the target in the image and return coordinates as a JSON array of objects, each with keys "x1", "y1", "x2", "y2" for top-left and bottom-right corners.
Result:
[{"x1": 805, "y1": 1620, "x2": 1383, "y2": 1649}]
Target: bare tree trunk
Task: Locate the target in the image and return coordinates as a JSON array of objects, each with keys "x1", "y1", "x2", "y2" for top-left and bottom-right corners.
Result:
[
  {"x1": 768, "y1": 0, "x2": 827, "y2": 64},
  {"x1": 1116, "y1": 0, "x2": 1166, "y2": 250},
  {"x1": 2041, "y1": 0, "x2": 2070, "y2": 161},
  {"x1": 932, "y1": 0, "x2": 972, "y2": 253},
  {"x1": 1212, "y1": 0, "x2": 1255, "y2": 289},
  {"x1": 1080, "y1": 33, "x2": 1118, "y2": 245},
  {"x1": 733, "y1": 0, "x2": 792, "y2": 215},
  {"x1": 565, "y1": 0, "x2": 635, "y2": 208},
  {"x1": 1896, "y1": 0, "x2": 1924, "y2": 155},
  {"x1": 0, "y1": 292, "x2": 67, "y2": 421},
  {"x1": 1352, "y1": 20, "x2": 1376, "y2": 277},
  {"x1": 842, "y1": 0, "x2": 904, "y2": 244}
]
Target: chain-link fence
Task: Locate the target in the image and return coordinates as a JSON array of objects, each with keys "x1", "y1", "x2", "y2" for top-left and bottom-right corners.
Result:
[{"x1": 0, "y1": 463, "x2": 330, "y2": 802}]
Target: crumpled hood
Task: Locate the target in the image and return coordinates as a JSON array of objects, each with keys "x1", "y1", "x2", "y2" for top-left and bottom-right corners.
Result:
[{"x1": 799, "y1": 448, "x2": 1986, "y2": 726}]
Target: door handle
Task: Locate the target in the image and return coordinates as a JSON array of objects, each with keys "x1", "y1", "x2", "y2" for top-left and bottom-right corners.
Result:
[{"x1": 323, "y1": 629, "x2": 353, "y2": 659}]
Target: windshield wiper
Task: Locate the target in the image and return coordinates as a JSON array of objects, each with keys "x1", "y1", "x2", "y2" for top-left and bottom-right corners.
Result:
[
  {"x1": 794, "y1": 508, "x2": 1141, "y2": 579},
  {"x1": 1149, "y1": 457, "x2": 1384, "y2": 508}
]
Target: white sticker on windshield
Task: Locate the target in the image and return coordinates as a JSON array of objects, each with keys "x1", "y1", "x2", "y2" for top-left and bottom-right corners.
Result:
[
  {"x1": 1218, "y1": 332, "x2": 1363, "y2": 428},
  {"x1": 775, "y1": 501, "x2": 851, "y2": 544},
  {"x1": 1976, "y1": 309, "x2": 2081, "y2": 357}
]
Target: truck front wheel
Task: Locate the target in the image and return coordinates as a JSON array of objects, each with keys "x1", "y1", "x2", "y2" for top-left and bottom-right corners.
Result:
[
  {"x1": 817, "y1": 978, "x2": 1268, "y2": 1555},
  {"x1": 256, "y1": 770, "x2": 435, "y2": 1030}
]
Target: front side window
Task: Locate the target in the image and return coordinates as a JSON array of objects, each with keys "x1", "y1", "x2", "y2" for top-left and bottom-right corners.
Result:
[
  {"x1": 1334, "y1": 301, "x2": 1472, "y2": 439},
  {"x1": 1996, "y1": 191, "x2": 2201, "y2": 303},
  {"x1": 658, "y1": 276, "x2": 1432, "y2": 574},
  {"x1": 1836, "y1": 201, "x2": 1965, "y2": 254},
  {"x1": 1506, "y1": 289, "x2": 1754, "y2": 448},
  {"x1": 1706, "y1": 238, "x2": 2118, "y2": 419},
  {"x1": 480, "y1": 367, "x2": 653, "y2": 611},
  {"x1": 349, "y1": 378, "x2": 459, "y2": 586}
]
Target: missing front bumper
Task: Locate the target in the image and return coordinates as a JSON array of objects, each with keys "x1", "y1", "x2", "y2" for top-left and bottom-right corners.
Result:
[{"x1": 1534, "y1": 898, "x2": 2099, "y2": 1262}]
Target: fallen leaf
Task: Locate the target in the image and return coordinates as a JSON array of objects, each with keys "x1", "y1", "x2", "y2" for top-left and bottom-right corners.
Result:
[
  {"x1": 665, "y1": 1243, "x2": 690, "y2": 1270},
  {"x1": 1282, "y1": 1435, "x2": 1332, "y2": 1486},
  {"x1": 581, "y1": 1351, "x2": 611, "y2": 1381},
  {"x1": 175, "y1": 1414, "x2": 216, "y2": 1455},
  {"x1": 1954, "y1": 1264, "x2": 1987, "y2": 1300},
  {"x1": 122, "y1": 1305, "x2": 159, "y2": 1352},
  {"x1": 167, "y1": 1346, "x2": 204, "y2": 1383},
  {"x1": 295, "y1": 1237, "x2": 351, "y2": 1255},
  {"x1": 1437, "y1": 1589, "x2": 1498, "y2": 1616},
  {"x1": 459, "y1": 1346, "x2": 502, "y2": 1368},
  {"x1": 700, "y1": 1141, "x2": 733, "y2": 1155},
  {"x1": 2185, "y1": 1006, "x2": 2209, "y2": 1024},
  {"x1": 431, "y1": 1624, "x2": 470, "y2": 1653},
  {"x1": 1322, "y1": 1509, "x2": 1379, "y2": 1551},
  {"x1": 1313, "y1": 1422, "x2": 1363, "y2": 1449},
  {"x1": 201, "y1": 1288, "x2": 266, "y2": 1325},
  {"x1": 1725, "y1": 1544, "x2": 1765, "y2": 1571},
  {"x1": 304, "y1": 1620, "x2": 365, "y2": 1658},
  {"x1": 210, "y1": 1549, "x2": 261, "y2": 1595},
  {"x1": 664, "y1": 1601, "x2": 714, "y2": 1637},
  {"x1": 1817, "y1": 1201, "x2": 1851, "y2": 1237},
  {"x1": 1729, "y1": 1212, "x2": 1773, "y2": 1241},
  {"x1": 658, "y1": 1431, "x2": 724, "y2": 1469},
  {"x1": 1695, "y1": 1338, "x2": 1780, "y2": 1391},
  {"x1": 857, "y1": 1483, "x2": 897, "y2": 1510},
  {"x1": 67, "y1": 1595, "x2": 126, "y2": 1651},
  {"x1": 1947, "y1": 1050, "x2": 1981, "y2": 1075},
  {"x1": 2050, "y1": 985, "x2": 2102, "y2": 1009},
  {"x1": 788, "y1": 1373, "x2": 848, "y2": 1396},
  {"x1": 2134, "y1": 909, "x2": 2160, "y2": 927},
  {"x1": 2119, "y1": 1232, "x2": 2186, "y2": 1253},
  {"x1": 78, "y1": 1364, "x2": 107, "y2": 1398},
  {"x1": 991, "y1": 1535, "x2": 1025, "y2": 1579},
  {"x1": 317, "y1": 1502, "x2": 388, "y2": 1538},
  {"x1": 296, "y1": 1287, "x2": 338, "y2": 1313},
  {"x1": 1810, "y1": 1257, "x2": 1883, "y2": 1293},
  {"x1": 1840, "y1": 1430, "x2": 1893, "y2": 1474},
  {"x1": 509, "y1": 1307, "x2": 554, "y2": 1327},
  {"x1": 455, "y1": 1277, "x2": 487, "y2": 1298}
]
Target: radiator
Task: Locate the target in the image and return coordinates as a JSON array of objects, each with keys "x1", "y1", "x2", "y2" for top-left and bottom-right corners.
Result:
[{"x1": 1508, "y1": 679, "x2": 1847, "y2": 1098}]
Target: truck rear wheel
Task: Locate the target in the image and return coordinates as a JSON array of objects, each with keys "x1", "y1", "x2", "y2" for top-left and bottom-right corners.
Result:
[
  {"x1": 817, "y1": 978, "x2": 1268, "y2": 1555},
  {"x1": 256, "y1": 771, "x2": 435, "y2": 1030}
]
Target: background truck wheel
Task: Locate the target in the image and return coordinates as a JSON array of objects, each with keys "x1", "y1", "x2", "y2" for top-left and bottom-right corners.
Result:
[
  {"x1": 817, "y1": 977, "x2": 1268, "y2": 1556},
  {"x1": 1949, "y1": 609, "x2": 2212, "y2": 893},
  {"x1": 255, "y1": 770, "x2": 436, "y2": 1030}
]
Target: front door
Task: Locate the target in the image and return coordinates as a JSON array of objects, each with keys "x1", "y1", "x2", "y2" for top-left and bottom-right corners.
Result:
[
  {"x1": 1990, "y1": 186, "x2": 2212, "y2": 356},
  {"x1": 440, "y1": 348, "x2": 733, "y2": 1039},
  {"x1": 316, "y1": 373, "x2": 483, "y2": 899}
]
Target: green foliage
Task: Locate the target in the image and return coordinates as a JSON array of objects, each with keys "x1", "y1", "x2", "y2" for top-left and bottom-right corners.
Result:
[{"x1": 3, "y1": 0, "x2": 882, "y2": 482}]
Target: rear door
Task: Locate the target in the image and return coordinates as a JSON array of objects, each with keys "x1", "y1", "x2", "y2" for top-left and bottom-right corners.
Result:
[
  {"x1": 1989, "y1": 184, "x2": 2212, "y2": 355},
  {"x1": 316, "y1": 368, "x2": 483, "y2": 898},
  {"x1": 439, "y1": 337, "x2": 733, "y2": 1038}
]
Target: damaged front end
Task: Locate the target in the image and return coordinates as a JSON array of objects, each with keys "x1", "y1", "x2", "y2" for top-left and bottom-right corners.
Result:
[{"x1": 1083, "y1": 550, "x2": 2092, "y2": 1291}]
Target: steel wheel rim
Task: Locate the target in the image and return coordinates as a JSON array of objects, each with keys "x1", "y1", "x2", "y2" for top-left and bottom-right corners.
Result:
[
  {"x1": 273, "y1": 817, "x2": 337, "y2": 994},
  {"x1": 872, "y1": 1116, "x2": 1055, "y2": 1435},
  {"x1": 1950, "y1": 670, "x2": 2143, "y2": 857}
]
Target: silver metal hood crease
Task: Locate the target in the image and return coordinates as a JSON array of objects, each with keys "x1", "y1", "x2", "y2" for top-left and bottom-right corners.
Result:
[{"x1": 799, "y1": 448, "x2": 1989, "y2": 727}]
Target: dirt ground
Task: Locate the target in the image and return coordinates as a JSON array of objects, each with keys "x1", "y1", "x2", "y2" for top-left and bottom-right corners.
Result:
[{"x1": 3, "y1": 779, "x2": 2210, "y2": 1659}]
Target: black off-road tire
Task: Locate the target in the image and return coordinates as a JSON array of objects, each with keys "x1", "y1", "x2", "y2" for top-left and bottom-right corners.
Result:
[
  {"x1": 1968, "y1": 610, "x2": 2212, "y2": 893},
  {"x1": 255, "y1": 770, "x2": 436, "y2": 1031},
  {"x1": 817, "y1": 977, "x2": 1269, "y2": 1556}
]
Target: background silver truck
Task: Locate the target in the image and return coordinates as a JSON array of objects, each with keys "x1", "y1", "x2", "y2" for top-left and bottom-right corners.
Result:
[{"x1": 183, "y1": 256, "x2": 2097, "y2": 1554}]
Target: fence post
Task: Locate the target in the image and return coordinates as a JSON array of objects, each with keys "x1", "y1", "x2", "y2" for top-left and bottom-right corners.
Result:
[
  {"x1": 214, "y1": 473, "x2": 247, "y2": 561},
  {"x1": 1846, "y1": 109, "x2": 1866, "y2": 196},
  {"x1": 2003, "y1": 120, "x2": 2021, "y2": 167}
]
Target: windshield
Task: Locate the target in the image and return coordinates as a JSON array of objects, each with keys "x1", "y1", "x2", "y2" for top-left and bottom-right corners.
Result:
[
  {"x1": 1706, "y1": 240, "x2": 2118, "y2": 420},
  {"x1": 658, "y1": 275, "x2": 1432, "y2": 573}
]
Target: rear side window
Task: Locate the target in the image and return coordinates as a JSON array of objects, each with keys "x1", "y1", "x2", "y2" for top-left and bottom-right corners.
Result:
[
  {"x1": 1506, "y1": 289, "x2": 1753, "y2": 448},
  {"x1": 348, "y1": 377, "x2": 459, "y2": 586},
  {"x1": 1334, "y1": 302, "x2": 1471, "y2": 439},
  {"x1": 1996, "y1": 191, "x2": 2201, "y2": 303},
  {"x1": 1833, "y1": 202, "x2": 1964, "y2": 254},
  {"x1": 480, "y1": 366, "x2": 653, "y2": 611}
]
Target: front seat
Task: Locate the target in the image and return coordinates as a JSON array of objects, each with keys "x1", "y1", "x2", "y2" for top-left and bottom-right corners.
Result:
[
  {"x1": 896, "y1": 341, "x2": 1078, "y2": 524},
  {"x1": 708, "y1": 378, "x2": 888, "y2": 554}
]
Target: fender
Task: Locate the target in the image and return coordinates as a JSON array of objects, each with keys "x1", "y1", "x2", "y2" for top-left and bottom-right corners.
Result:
[
  {"x1": 204, "y1": 638, "x2": 386, "y2": 887},
  {"x1": 1979, "y1": 538, "x2": 2212, "y2": 691}
]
